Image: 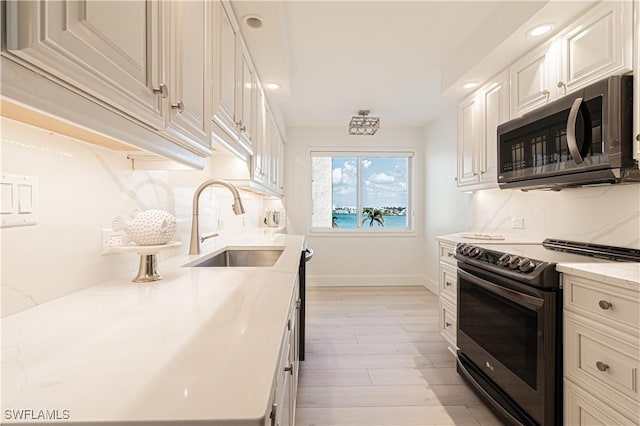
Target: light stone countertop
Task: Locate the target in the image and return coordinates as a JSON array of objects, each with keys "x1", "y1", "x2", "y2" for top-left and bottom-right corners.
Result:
[
  {"x1": 1, "y1": 230, "x2": 305, "y2": 425},
  {"x1": 556, "y1": 262, "x2": 640, "y2": 290},
  {"x1": 436, "y1": 232, "x2": 541, "y2": 245}
]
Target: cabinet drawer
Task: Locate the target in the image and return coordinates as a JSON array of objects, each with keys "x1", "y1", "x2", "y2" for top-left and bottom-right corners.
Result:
[
  {"x1": 564, "y1": 275, "x2": 639, "y2": 336},
  {"x1": 565, "y1": 313, "x2": 639, "y2": 412},
  {"x1": 439, "y1": 297, "x2": 457, "y2": 348},
  {"x1": 439, "y1": 241, "x2": 456, "y2": 265},
  {"x1": 439, "y1": 263, "x2": 457, "y2": 301},
  {"x1": 565, "y1": 380, "x2": 638, "y2": 426}
]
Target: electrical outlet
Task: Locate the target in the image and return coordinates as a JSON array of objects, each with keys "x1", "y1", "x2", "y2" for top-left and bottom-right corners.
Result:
[
  {"x1": 101, "y1": 228, "x2": 126, "y2": 255},
  {"x1": 511, "y1": 217, "x2": 525, "y2": 229}
]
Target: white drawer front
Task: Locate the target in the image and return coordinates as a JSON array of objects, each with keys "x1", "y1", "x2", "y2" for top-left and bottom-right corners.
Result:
[
  {"x1": 565, "y1": 275, "x2": 639, "y2": 335},
  {"x1": 565, "y1": 380, "x2": 638, "y2": 426},
  {"x1": 440, "y1": 263, "x2": 457, "y2": 301},
  {"x1": 565, "y1": 313, "x2": 639, "y2": 411},
  {"x1": 440, "y1": 297, "x2": 457, "y2": 348},
  {"x1": 439, "y1": 242, "x2": 456, "y2": 266}
]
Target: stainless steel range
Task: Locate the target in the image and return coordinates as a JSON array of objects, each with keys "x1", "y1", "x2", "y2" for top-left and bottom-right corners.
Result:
[{"x1": 454, "y1": 239, "x2": 640, "y2": 426}]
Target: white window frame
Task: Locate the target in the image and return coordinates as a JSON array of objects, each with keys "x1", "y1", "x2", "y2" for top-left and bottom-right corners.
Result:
[{"x1": 309, "y1": 150, "x2": 415, "y2": 236}]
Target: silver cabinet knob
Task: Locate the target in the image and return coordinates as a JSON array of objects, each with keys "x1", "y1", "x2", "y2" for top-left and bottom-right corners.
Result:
[
  {"x1": 636, "y1": 133, "x2": 640, "y2": 142},
  {"x1": 557, "y1": 81, "x2": 566, "y2": 88},
  {"x1": 152, "y1": 84, "x2": 168, "y2": 98},
  {"x1": 447, "y1": 252, "x2": 454, "y2": 257},
  {"x1": 445, "y1": 281, "x2": 453, "y2": 287},
  {"x1": 171, "y1": 100, "x2": 184, "y2": 113},
  {"x1": 445, "y1": 322, "x2": 452, "y2": 328},
  {"x1": 284, "y1": 363, "x2": 294, "y2": 375},
  {"x1": 596, "y1": 361, "x2": 609, "y2": 372},
  {"x1": 598, "y1": 300, "x2": 612, "y2": 310},
  {"x1": 541, "y1": 89, "x2": 550, "y2": 97}
]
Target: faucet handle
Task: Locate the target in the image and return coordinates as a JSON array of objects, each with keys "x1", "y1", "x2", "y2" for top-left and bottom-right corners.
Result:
[{"x1": 200, "y1": 232, "x2": 219, "y2": 244}]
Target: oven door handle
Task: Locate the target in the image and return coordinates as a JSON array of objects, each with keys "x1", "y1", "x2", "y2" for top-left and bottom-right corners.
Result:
[
  {"x1": 458, "y1": 268, "x2": 544, "y2": 310},
  {"x1": 566, "y1": 97, "x2": 585, "y2": 165}
]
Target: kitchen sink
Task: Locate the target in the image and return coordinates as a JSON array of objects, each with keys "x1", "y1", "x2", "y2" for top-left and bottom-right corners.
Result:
[{"x1": 184, "y1": 248, "x2": 284, "y2": 268}]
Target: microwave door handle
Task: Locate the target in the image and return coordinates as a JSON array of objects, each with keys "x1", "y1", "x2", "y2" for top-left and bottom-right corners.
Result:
[
  {"x1": 458, "y1": 268, "x2": 544, "y2": 310},
  {"x1": 566, "y1": 97, "x2": 585, "y2": 164}
]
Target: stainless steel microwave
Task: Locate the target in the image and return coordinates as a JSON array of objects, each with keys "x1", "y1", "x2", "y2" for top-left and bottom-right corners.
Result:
[{"x1": 497, "y1": 75, "x2": 638, "y2": 190}]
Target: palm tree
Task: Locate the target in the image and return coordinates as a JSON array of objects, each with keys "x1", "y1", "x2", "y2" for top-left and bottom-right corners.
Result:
[{"x1": 362, "y1": 208, "x2": 384, "y2": 227}]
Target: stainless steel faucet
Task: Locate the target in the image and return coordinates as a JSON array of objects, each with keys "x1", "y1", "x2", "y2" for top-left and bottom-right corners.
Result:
[{"x1": 189, "y1": 179, "x2": 245, "y2": 255}]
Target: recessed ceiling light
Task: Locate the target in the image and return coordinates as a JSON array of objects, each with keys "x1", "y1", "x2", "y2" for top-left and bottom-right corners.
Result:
[
  {"x1": 462, "y1": 81, "x2": 478, "y2": 89},
  {"x1": 265, "y1": 82, "x2": 281, "y2": 90},
  {"x1": 244, "y1": 15, "x2": 263, "y2": 29},
  {"x1": 527, "y1": 24, "x2": 553, "y2": 37}
]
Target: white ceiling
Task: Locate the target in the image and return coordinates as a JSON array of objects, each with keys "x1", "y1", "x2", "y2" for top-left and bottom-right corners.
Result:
[{"x1": 231, "y1": 1, "x2": 592, "y2": 129}]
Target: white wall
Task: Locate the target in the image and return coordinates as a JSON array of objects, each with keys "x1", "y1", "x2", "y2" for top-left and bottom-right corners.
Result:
[
  {"x1": 285, "y1": 127, "x2": 426, "y2": 287},
  {"x1": 422, "y1": 105, "x2": 472, "y2": 293},
  {"x1": 0, "y1": 118, "x2": 275, "y2": 317}
]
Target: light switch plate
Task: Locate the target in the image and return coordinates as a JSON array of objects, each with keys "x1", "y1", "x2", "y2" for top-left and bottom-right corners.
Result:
[{"x1": 1, "y1": 174, "x2": 37, "y2": 228}]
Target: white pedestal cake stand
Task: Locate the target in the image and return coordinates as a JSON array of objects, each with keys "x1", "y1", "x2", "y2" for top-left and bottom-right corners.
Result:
[{"x1": 112, "y1": 242, "x2": 181, "y2": 283}]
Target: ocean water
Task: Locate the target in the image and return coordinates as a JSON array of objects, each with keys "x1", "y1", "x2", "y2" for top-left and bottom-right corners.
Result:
[{"x1": 332, "y1": 213, "x2": 407, "y2": 228}]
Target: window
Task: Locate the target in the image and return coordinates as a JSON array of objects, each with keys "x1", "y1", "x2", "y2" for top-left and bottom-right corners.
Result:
[{"x1": 311, "y1": 151, "x2": 413, "y2": 232}]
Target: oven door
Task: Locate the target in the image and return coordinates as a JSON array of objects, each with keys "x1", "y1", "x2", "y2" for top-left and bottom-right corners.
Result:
[{"x1": 456, "y1": 264, "x2": 559, "y2": 426}]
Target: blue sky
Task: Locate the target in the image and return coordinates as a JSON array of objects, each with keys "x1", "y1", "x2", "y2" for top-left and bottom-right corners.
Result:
[{"x1": 332, "y1": 156, "x2": 408, "y2": 208}]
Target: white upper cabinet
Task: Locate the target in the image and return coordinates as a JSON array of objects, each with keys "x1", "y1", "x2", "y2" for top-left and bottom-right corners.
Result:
[
  {"x1": 165, "y1": 0, "x2": 211, "y2": 151},
  {"x1": 509, "y1": 1, "x2": 633, "y2": 119},
  {"x1": 211, "y1": 1, "x2": 255, "y2": 160},
  {"x1": 509, "y1": 41, "x2": 554, "y2": 118},
  {"x1": 457, "y1": 70, "x2": 508, "y2": 190},
  {"x1": 5, "y1": 0, "x2": 165, "y2": 130},
  {"x1": 237, "y1": 43, "x2": 256, "y2": 150},
  {"x1": 556, "y1": 1, "x2": 633, "y2": 96},
  {"x1": 212, "y1": 2, "x2": 238, "y2": 141},
  {"x1": 457, "y1": 94, "x2": 479, "y2": 187},
  {"x1": 478, "y1": 70, "x2": 509, "y2": 187}
]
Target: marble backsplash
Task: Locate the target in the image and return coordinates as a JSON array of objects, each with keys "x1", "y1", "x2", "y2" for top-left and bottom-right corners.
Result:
[
  {"x1": 0, "y1": 118, "x2": 281, "y2": 317},
  {"x1": 469, "y1": 185, "x2": 640, "y2": 248}
]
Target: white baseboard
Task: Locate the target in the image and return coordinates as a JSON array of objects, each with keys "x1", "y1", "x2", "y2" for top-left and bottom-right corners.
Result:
[
  {"x1": 423, "y1": 276, "x2": 438, "y2": 296},
  {"x1": 308, "y1": 274, "x2": 427, "y2": 287}
]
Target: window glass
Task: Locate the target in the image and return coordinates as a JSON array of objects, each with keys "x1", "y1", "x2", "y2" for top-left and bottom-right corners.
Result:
[{"x1": 311, "y1": 152, "x2": 412, "y2": 232}]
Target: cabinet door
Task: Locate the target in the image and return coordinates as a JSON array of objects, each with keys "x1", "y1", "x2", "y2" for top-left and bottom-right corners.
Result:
[
  {"x1": 510, "y1": 41, "x2": 554, "y2": 118},
  {"x1": 557, "y1": 1, "x2": 633, "y2": 96},
  {"x1": 478, "y1": 70, "x2": 508, "y2": 187},
  {"x1": 212, "y1": 2, "x2": 238, "y2": 138},
  {"x1": 236, "y1": 43, "x2": 255, "y2": 152},
  {"x1": 457, "y1": 94, "x2": 480, "y2": 186},
  {"x1": 6, "y1": 0, "x2": 164, "y2": 129},
  {"x1": 252, "y1": 86, "x2": 269, "y2": 186},
  {"x1": 166, "y1": 0, "x2": 210, "y2": 152}
]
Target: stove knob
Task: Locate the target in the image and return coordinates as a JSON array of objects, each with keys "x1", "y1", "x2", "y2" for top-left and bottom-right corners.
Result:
[
  {"x1": 509, "y1": 256, "x2": 523, "y2": 269},
  {"x1": 470, "y1": 247, "x2": 482, "y2": 257},
  {"x1": 519, "y1": 259, "x2": 536, "y2": 273},
  {"x1": 462, "y1": 245, "x2": 473, "y2": 255},
  {"x1": 497, "y1": 254, "x2": 512, "y2": 266},
  {"x1": 456, "y1": 243, "x2": 466, "y2": 254}
]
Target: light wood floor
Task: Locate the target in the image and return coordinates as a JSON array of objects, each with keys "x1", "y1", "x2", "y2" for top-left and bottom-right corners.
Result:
[{"x1": 295, "y1": 286, "x2": 504, "y2": 426}]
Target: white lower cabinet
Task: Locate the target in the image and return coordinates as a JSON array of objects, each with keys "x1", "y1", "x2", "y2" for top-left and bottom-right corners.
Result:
[
  {"x1": 563, "y1": 273, "x2": 640, "y2": 425},
  {"x1": 268, "y1": 281, "x2": 300, "y2": 426},
  {"x1": 437, "y1": 240, "x2": 457, "y2": 353}
]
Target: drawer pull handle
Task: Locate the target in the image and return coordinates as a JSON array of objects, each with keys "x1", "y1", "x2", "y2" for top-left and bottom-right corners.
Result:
[
  {"x1": 284, "y1": 363, "x2": 294, "y2": 375},
  {"x1": 445, "y1": 322, "x2": 452, "y2": 328},
  {"x1": 598, "y1": 300, "x2": 612, "y2": 310},
  {"x1": 596, "y1": 361, "x2": 609, "y2": 372}
]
